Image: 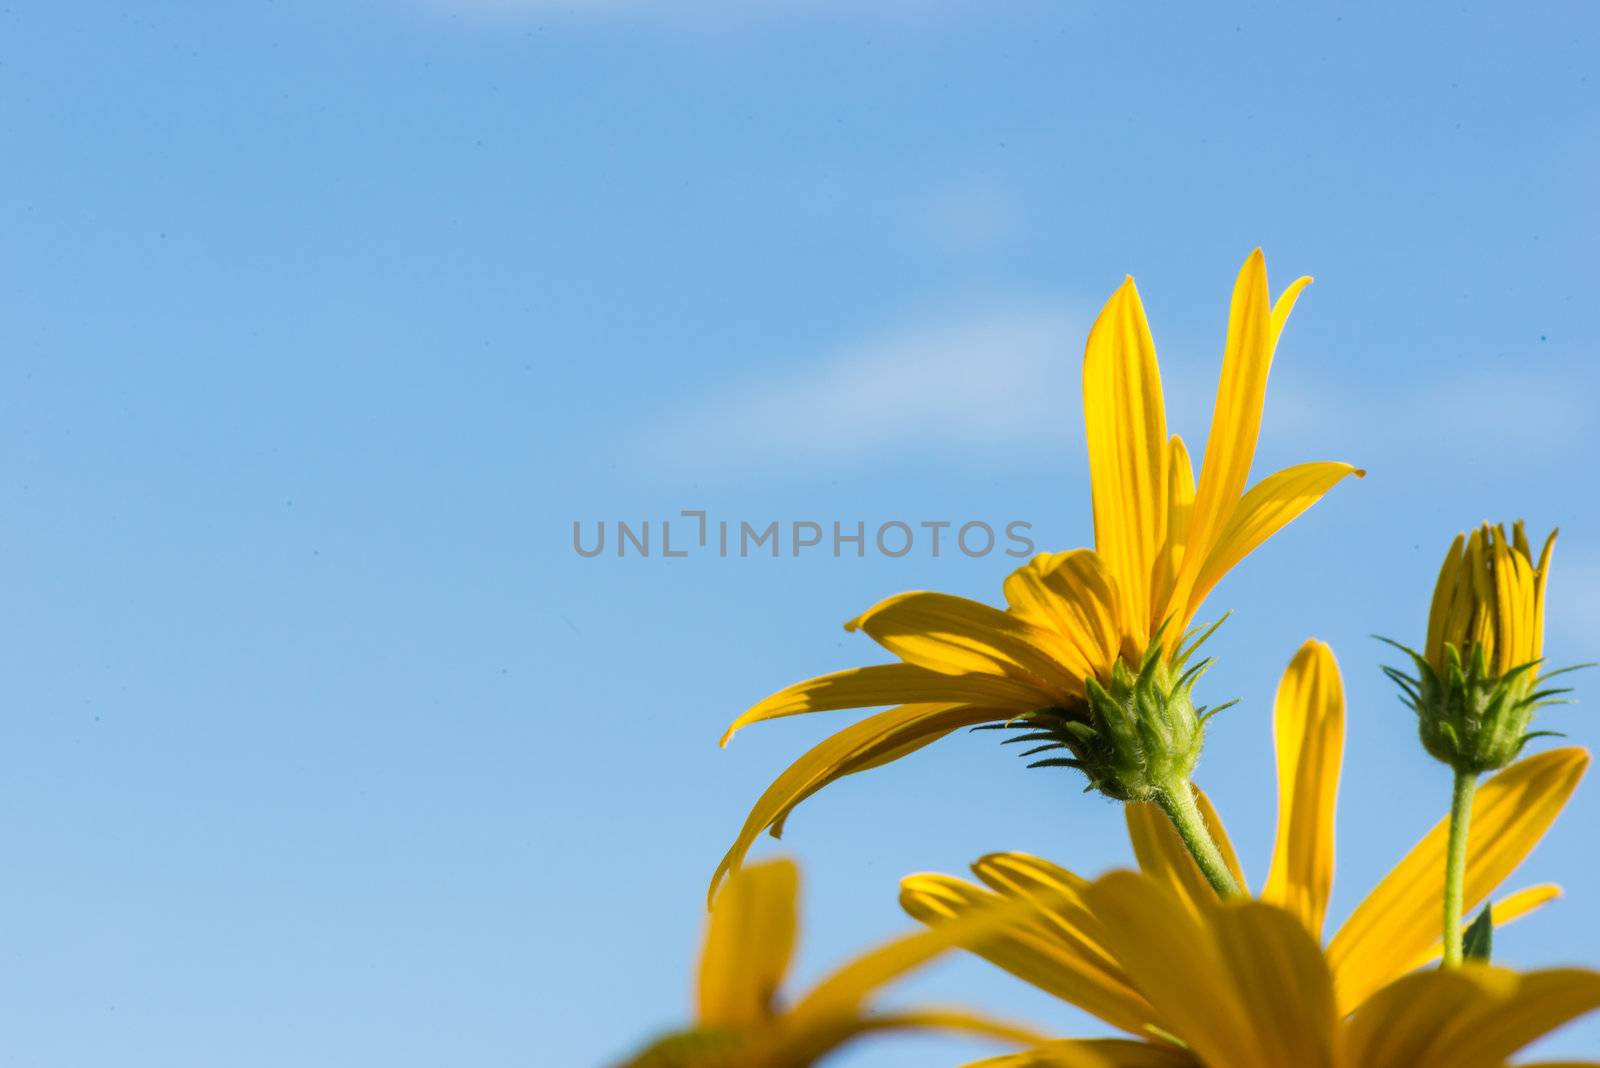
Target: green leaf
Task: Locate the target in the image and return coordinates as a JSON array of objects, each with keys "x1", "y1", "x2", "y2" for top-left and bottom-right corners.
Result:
[{"x1": 1463, "y1": 903, "x2": 1494, "y2": 962}]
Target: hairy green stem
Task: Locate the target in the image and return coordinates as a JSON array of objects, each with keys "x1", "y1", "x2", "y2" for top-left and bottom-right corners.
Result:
[
  {"x1": 1442, "y1": 767, "x2": 1478, "y2": 967},
  {"x1": 1156, "y1": 781, "x2": 1244, "y2": 899}
]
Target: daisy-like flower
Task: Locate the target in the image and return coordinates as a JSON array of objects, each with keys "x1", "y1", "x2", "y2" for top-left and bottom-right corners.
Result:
[
  {"x1": 900, "y1": 641, "x2": 1590, "y2": 1044},
  {"x1": 613, "y1": 857, "x2": 1040, "y2": 1068},
  {"x1": 1383, "y1": 521, "x2": 1585, "y2": 965},
  {"x1": 967, "y1": 869, "x2": 1600, "y2": 1068},
  {"x1": 713, "y1": 250, "x2": 1361, "y2": 902}
]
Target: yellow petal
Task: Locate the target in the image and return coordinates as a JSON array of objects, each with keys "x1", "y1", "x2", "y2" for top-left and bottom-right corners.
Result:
[
  {"x1": 1207, "y1": 902, "x2": 1338, "y2": 1068},
  {"x1": 1327, "y1": 747, "x2": 1590, "y2": 1014},
  {"x1": 1533, "y1": 529, "x2": 1557, "y2": 666},
  {"x1": 1426, "y1": 534, "x2": 1466, "y2": 668},
  {"x1": 1491, "y1": 526, "x2": 1536, "y2": 673},
  {"x1": 1150, "y1": 435, "x2": 1196, "y2": 627},
  {"x1": 1262, "y1": 640, "x2": 1345, "y2": 939},
  {"x1": 697, "y1": 858, "x2": 799, "y2": 1028},
  {"x1": 1268, "y1": 275, "x2": 1313, "y2": 349},
  {"x1": 1188, "y1": 462, "x2": 1364, "y2": 610},
  {"x1": 1166, "y1": 249, "x2": 1274, "y2": 627},
  {"x1": 900, "y1": 872, "x2": 1160, "y2": 1039},
  {"x1": 968, "y1": 854, "x2": 1116, "y2": 968},
  {"x1": 847, "y1": 590, "x2": 1083, "y2": 694},
  {"x1": 1363, "y1": 965, "x2": 1600, "y2": 1068},
  {"x1": 1124, "y1": 784, "x2": 1248, "y2": 911},
  {"x1": 720, "y1": 662, "x2": 1046, "y2": 746},
  {"x1": 1340, "y1": 967, "x2": 1490, "y2": 1068},
  {"x1": 1004, "y1": 549, "x2": 1128, "y2": 675},
  {"x1": 1083, "y1": 276, "x2": 1169, "y2": 640},
  {"x1": 967, "y1": 1039, "x2": 1199, "y2": 1067},
  {"x1": 710, "y1": 703, "x2": 1004, "y2": 903},
  {"x1": 1409, "y1": 883, "x2": 1562, "y2": 970},
  {"x1": 1084, "y1": 871, "x2": 1323, "y2": 1068}
]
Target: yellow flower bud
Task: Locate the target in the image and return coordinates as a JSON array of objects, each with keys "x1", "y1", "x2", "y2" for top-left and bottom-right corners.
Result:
[
  {"x1": 1387, "y1": 522, "x2": 1569, "y2": 774},
  {"x1": 1425, "y1": 521, "x2": 1554, "y2": 679}
]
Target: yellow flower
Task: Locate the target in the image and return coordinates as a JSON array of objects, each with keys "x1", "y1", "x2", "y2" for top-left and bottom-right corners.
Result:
[
  {"x1": 965, "y1": 869, "x2": 1600, "y2": 1068},
  {"x1": 712, "y1": 250, "x2": 1361, "y2": 899},
  {"x1": 900, "y1": 641, "x2": 1590, "y2": 1039},
  {"x1": 614, "y1": 857, "x2": 1040, "y2": 1068}
]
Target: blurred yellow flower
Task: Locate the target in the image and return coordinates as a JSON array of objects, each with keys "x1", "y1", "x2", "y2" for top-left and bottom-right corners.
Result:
[
  {"x1": 964, "y1": 869, "x2": 1600, "y2": 1068},
  {"x1": 613, "y1": 858, "x2": 1039, "y2": 1068},
  {"x1": 901, "y1": 641, "x2": 1589, "y2": 1032},
  {"x1": 714, "y1": 251, "x2": 1361, "y2": 901}
]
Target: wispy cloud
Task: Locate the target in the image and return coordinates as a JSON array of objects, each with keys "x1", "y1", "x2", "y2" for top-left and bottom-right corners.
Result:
[
  {"x1": 652, "y1": 304, "x2": 1083, "y2": 471},
  {"x1": 649, "y1": 295, "x2": 1597, "y2": 481}
]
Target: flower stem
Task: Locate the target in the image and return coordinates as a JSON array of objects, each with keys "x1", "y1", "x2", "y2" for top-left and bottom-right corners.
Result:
[
  {"x1": 1442, "y1": 767, "x2": 1478, "y2": 967},
  {"x1": 1156, "y1": 782, "x2": 1243, "y2": 899}
]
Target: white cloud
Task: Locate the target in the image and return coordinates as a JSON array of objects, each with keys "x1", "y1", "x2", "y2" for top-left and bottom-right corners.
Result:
[{"x1": 653, "y1": 304, "x2": 1084, "y2": 471}]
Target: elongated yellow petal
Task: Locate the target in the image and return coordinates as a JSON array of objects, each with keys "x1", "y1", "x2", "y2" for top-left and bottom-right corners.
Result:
[
  {"x1": 1150, "y1": 435, "x2": 1196, "y2": 626},
  {"x1": 847, "y1": 591, "x2": 1083, "y2": 694},
  {"x1": 1426, "y1": 534, "x2": 1466, "y2": 667},
  {"x1": 900, "y1": 872, "x2": 1161, "y2": 1039},
  {"x1": 1268, "y1": 275, "x2": 1313, "y2": 349},
  {"x1": 1189, "y1": 462, "x2": 1364, "y2": 610},
  {"x1": 1422, "y1": 967, "x2": 1600, "y2": 1068},
  {"x1": 1341, "y1": 967, "x2": 1492, "y2": 1068},
  {"x1": 1083, "y1": 277, "x2": 1169, "y2": 641},
  {"x1": 720, "y1": 662, "x2": 1046, "y2": 745},
  {"x1": 1166, "y1": 249, "x2": 1274, "y2": 628},
  {"x1": 1084, "y1": 871, "x2": 1280, "y2": 1068},
  {"x1": 968, "y1": 854, "x2": 1120, "y2": 971},
  {"x1": 710, "y1": 703, "x2": 1004, "y2": 902},
  {"x1": 1533, "y1": 529, "x2": 1557, "y2": 665},
  {"x1": 697, "y1": 858, "x2": 799, "y2": 1028},
  {"x1": 1207, "y1": 902, "x2": 1338, "y2": 1067},
  {"x1": 1124, "y1": 785, "x2": 1248, "y2": 911},
  {"x1": 1409, "y1": 884, "x2": 1562, "y2": 971},
  {"x1": 1262, "y1": 640, "x2": 1344, "y2": 939},
  {"x1": 968, "y1": 1039, "x2": 1199, "y2": 1067},
  {"x1": 1327, "y1": 747, "x2": 1590, "y2": 1014}
]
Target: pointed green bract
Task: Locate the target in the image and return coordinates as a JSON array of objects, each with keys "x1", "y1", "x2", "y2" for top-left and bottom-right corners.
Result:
[{"x1": 1462, "y1": 904, "x2": 1494, "y2": 963}]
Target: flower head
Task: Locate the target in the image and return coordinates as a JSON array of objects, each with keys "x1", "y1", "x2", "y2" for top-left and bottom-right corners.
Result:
[
  {"x1": 712, "y1": 251, "x2": 1361, "y2": 898},
  {"x1": 1387, "y1": 522, "x2": 1575, "y2": 773},
  {"x1": 614, "y1": 858, "x2": 1038, "y2": 1068}
]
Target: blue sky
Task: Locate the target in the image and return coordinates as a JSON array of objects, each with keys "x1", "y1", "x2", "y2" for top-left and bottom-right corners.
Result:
[{"x1": 2, "y1": 1, "x2": 1599, "y2": 1064}]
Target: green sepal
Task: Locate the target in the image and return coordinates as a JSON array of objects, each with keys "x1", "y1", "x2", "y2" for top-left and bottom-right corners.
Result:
[
  {"x1": 1376, "y1": 635, "x2": 1581, "y2": 775},
  {"x1": 997, "y1": 625, "x2": 1233, "y2": 802}
]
